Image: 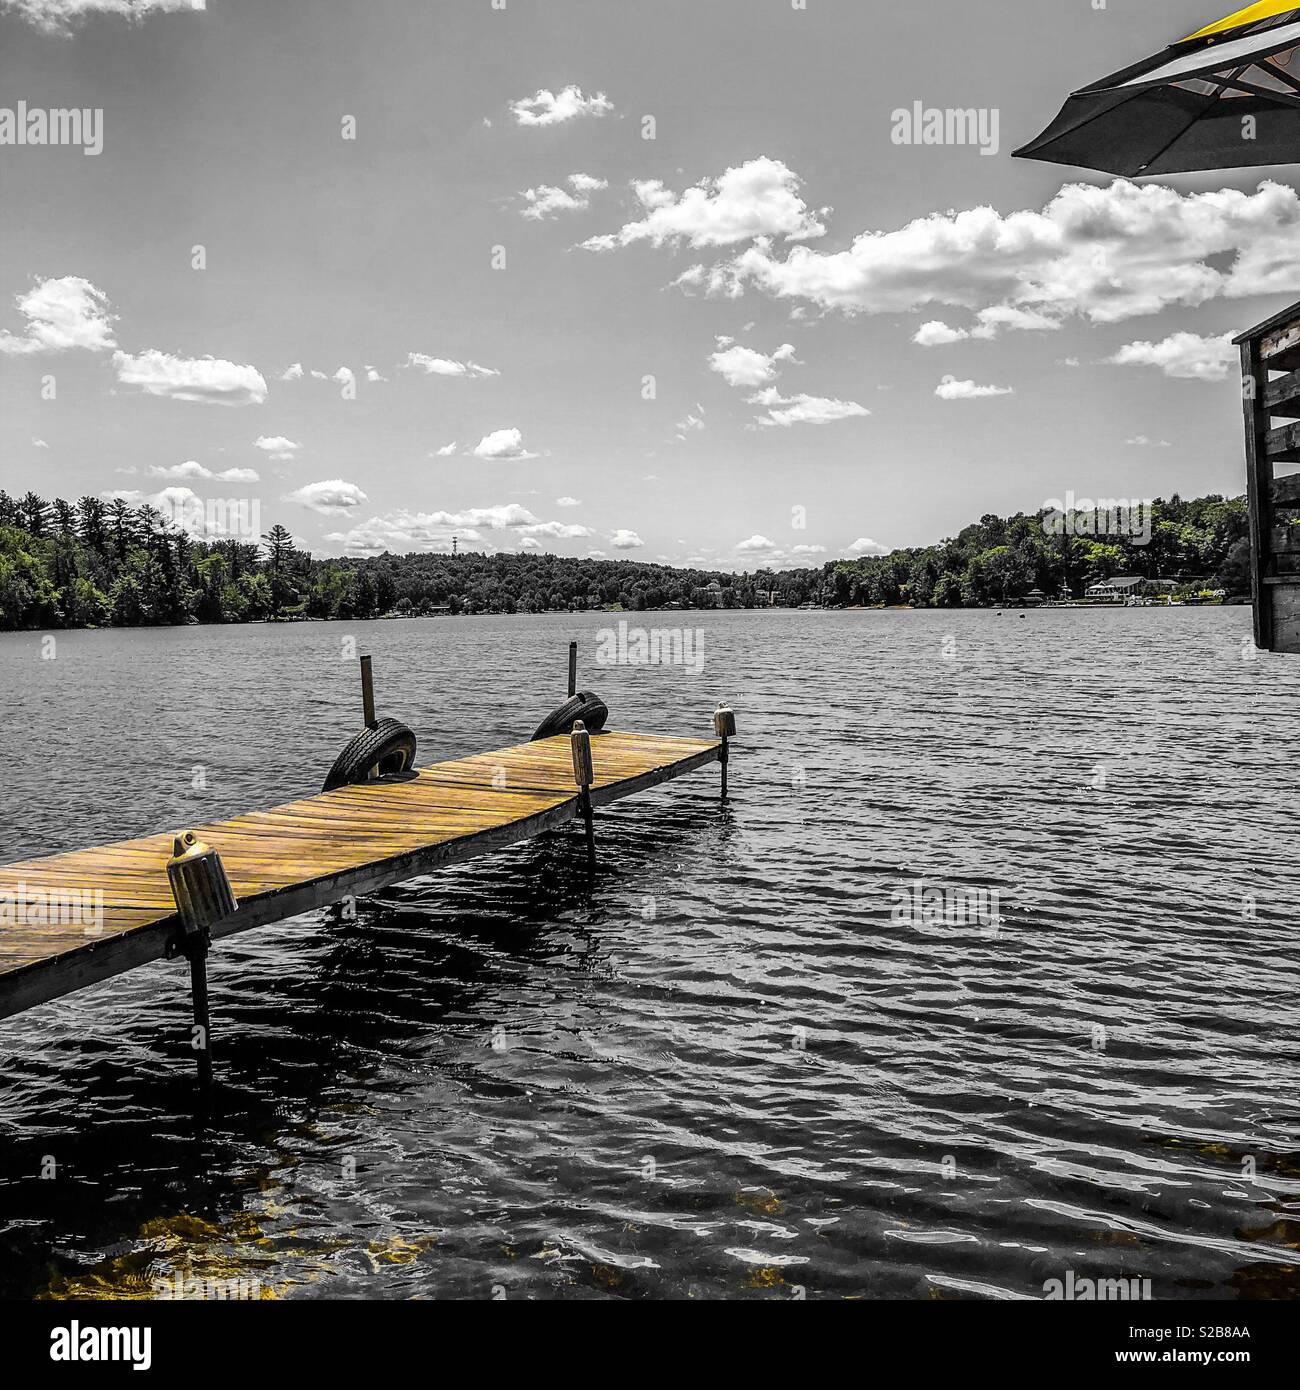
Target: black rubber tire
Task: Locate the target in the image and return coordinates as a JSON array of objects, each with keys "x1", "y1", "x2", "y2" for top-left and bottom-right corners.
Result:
[
  {"x1": 322, "y1": 717, "x2": 418, "y2": 791},
  {"x1": 530, "y1": 690, "x2": 609, "y2": 741}
]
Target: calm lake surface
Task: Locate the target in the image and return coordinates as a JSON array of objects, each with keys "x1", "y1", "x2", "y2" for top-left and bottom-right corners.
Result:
[{"x1": 1, "y1": 608, "x2": 1298, "y2": 1300}]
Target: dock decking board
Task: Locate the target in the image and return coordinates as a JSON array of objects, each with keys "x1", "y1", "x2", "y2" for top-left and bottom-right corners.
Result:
[{"x1": 0, "y1": 730, "x2": 720, "y2": 1020}]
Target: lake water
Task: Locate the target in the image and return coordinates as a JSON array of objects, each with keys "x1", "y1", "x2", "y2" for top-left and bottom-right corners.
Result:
[{"x1": 1, "y1": 608, "x2": 1298, "y2": 1300}]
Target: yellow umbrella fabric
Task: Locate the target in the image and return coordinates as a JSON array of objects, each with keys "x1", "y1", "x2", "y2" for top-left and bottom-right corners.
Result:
[{"x1": 1182, "y1": 1, "x2": 1300, "y2": 44}]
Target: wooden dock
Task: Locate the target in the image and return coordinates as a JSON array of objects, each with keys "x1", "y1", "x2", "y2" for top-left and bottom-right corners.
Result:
[{"x1": 0, "y1": 729, "x2": 722, "y2": 1028}]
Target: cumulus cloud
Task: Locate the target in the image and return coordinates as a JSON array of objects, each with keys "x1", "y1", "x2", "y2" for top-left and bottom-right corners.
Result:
[
  {"x1": 405, "y1": 353, "x2": 499, "y2": 378},
  {"x1": 112, "y1": 349, "x2": 268, "y2": 405},
  {"x1": 610, "y1": 529, "x2": 644, "y2": 549},
  {"x1": 520, "y1": 172, "x2": 608, "y2": 219},
  {"x1": 934, "y1": 376, "x2": 1013, "y2": 400},
  {"x1": 518, "y1": 520, "x2": 595, "y2": 539},
  {"x1": 747, "y1": 386, "x2": 869, "y2": 427},
  {"x1": 471, "y1": 427, "x2": 537, "y2": 460},
  {"x1": 847, "y1": 537, "x2": 888, "y2": 556},
  {"x1": 510, "y1": 85, "x2": 612, "y2": 127},
  {"x1": 913, "y1": 320, "x2": 969, "y2": 347},
  {"x1": 332, "y1": 366, "x2": 355, "y2": 388},
  {"x1": 556, "y1": 495, "x2": 581, "y2": 506},
  {"x1": 736, "y1": 534, "x2": 778, "y2": 552},
  {"x1": 582, "y1": 157, "x2": 827, "y2": 252},
  {"x1": 913, "y1": 305, "x2": 1061, "y2": 344},
  {"x1": 3, "y1": 0, "x2": 204, "y2": 37},
  {"x1": 253, "y1": 434, "x2": 300, "y2": 460},
  {"x1": 324, "y1": 503, "x2": 581, "y2": 556},
  {"x1": 32, "y1": 438, "x2": 49, "y2": 448},
  {"x1": 290, "y1": 479, "x2": 368, "y2": 515},
  {"x1": 791, "y1": 543, "x2": 826, "y2": 556},
  {"x1": 149, "y1": 460, "x2": 259, "y2": 482},
  {"x1": 279, "y1": 362, "x2": 304, "y2": 381},
  {"x1": 365, "y1": 365, "x2": 387, "y2": 383},
  {"x1": 0, "y1": 275, "x2": 116, "y2": 354},
  {"x1": 682, "y1": 177, "x2": 1300, "y2": 327},
  {"x1": 1107, "y1": 330, "x2": 1236, "y2": 381},
  {"x1": 708, "y1": 339, "x2": 798, "y2": 387},
  {"x1": 434, "y1": 441, "x2": 458, "y2": 456}
]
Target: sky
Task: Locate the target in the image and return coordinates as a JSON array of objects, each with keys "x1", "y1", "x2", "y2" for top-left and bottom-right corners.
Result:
[{"x1": 2, "y1": 0, "x2": 1299, "y2": 570}]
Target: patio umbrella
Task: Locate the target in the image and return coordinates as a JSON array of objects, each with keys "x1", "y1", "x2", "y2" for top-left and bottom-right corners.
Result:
[{"x1": 1013, "y1": 2, "x2": 1300, "y2": 176}]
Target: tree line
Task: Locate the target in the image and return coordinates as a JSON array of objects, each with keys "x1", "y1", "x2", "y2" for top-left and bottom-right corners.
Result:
[{"x1": 0, "y1": 488, "x2": 1250, "y2": 632}]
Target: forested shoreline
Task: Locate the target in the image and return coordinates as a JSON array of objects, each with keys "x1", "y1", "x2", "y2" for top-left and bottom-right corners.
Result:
[{"x1": 0, "y1": 489, "x2": 1251, "y2": 631}]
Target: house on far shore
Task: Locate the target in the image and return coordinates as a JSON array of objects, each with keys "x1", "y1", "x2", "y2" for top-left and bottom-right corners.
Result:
[
  {"x1": 1083, "y1": 575, "x2": 1178, "y2": 602},
  {"x1": 699, "y1": 579, "x2": 724, "y2": 608},
  {"x1": 1084, "y1": 575, "x2": 1145, "y2": 602},
  {"x1": 1023, "y1": 588, "x2": 1047, "y2": 606}
]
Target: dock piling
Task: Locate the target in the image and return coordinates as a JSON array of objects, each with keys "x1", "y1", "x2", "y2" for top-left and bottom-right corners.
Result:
[
  {"x1": 571, "y1": 718, "x2": 596, "y2": 871},
  {"x1": 188, "y1": 949, "x2": 214, "y2": 1090},
  {"x1": 567, "y1": 640, "x2": 578, "y2": 698},
  {"x1": 360, "y1": 654, "x2": 377, "y2": 728},
  {"x1": 166, "y1": 832, "x2": 238, "y2": 1089},
  {"x1": 713, "y1": 704, "x2": 736, "y2": 799}
]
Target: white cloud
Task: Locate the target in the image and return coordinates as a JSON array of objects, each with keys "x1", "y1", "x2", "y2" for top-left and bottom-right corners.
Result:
[
  {"x1": 3, "y1": 0, "x2": 204, "y2": 37},
  {"x1": 471, "y1": 427, "x2": 537, "y2": 460},
  {"x1": 365, "y1": 365, "x2": 387, "y2": 383},
  {"x1": 405, "y1": 353, "x2": 499, "y2": 378},
  {"x1": 149, "y1": 460, "x2": 259, "y2": 482},
  {"x1": 520, "y1": 172, "x2": 608, "y2": 220},
  {"x1": 737, "y1": 534, "x2": 778, "y2": 552},
  {"x1": 610, "y1": 529, "x2": 644, "y2": 549},
  {"x1": 1107, "y1": 331, "x2": 1236, "y2": 381},
  {"x1": 913, "y1": 320, "x2": 969, "y2": 347},
  {"x1": 913, "y1": 306, "x2": 1061, "y2": 345},
  {"x1": 1126, "y1": 435, "x2": 1173, "y2": 447},
  {"x1": 32, "y1": 437, "x2": 49, "y2": 448},
  {"x1": 510, "y1": 85, "x2": 612, "y2": 127},
  {"x1": 520, "y1": 536, "x2": 542, "y2": 550},
  {"x1": 556, "y1": 495, "x2": 581, "y2": 506},
  {"x1": 934, "y1": 376, "x2": 1013, "y2": 400},
  {"x1": 974, "y1": 304, "x2": 1061, "y2": 336},
  {"x1": 112, "y1": 349, "x2": 268, "y2": 405},
  {"x1": 519, "y1": 520, "x2": 595, "y2": 539},
  {"x1": 587, "y1": 549, "x2": 607, "y2": 559},
  {"x1": 323, "y1": 503, "x2": 579, "y2": 555},
  {"x1": 583, "y1": 157, "x2": 827, "y2": 251},
  {"x1": 434, "y1": 441, "x2": 459, "y2": 456},
  {"x1": 791, "y1": 543, "x2": 826, "y2": 555},
  {"x1": 280, "y1": 362, "x2": 304, "y2": 381},
  {"x1": 290, "y1": 479, "x2": 368, "y2": 515},
  {"x1": 253, "y1": 434, "x2": 300, "y2": 460},
  {"x1": 747, "y1": 386, "x2": 869, "y2": 426},
  {"x1": 0, "y1": 275, "x2": 115, "y2": 355},
  {"x1": 674, "y1": 410, "x2": 706, "y2": 439},
  {"x1": 691, "y1": 177, "x2": 1300, "y2": 326},
  {"x1": 847, "y1": 537, "x2": 888, "y2": 556},
  {"x1": 708, "y1": 339, "x2": 797, "y2": 387},
  {"x1": 332, "y1": 366, "x2": 355, "y2": 388}
]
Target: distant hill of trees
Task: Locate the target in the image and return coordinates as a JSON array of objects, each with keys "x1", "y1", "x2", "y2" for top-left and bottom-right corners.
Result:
[
  {"x1": 827, "y1": 494, "x2": 1251, "y2": 608},
  {"x1": 0, "y1": 488, "x2": 1251, "y2": 632}
]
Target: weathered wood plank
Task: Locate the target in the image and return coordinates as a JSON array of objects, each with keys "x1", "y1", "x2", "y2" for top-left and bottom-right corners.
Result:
[
  {"x1": 1262, "y1": 318, "x2": 1300, "y2": 374},
  {"x1": 1265, "y1": 421, "x2": 1300, "y2": 461},
  {"x1": 1263, "y1": 369, "x2": 1300, "y2": 419}
]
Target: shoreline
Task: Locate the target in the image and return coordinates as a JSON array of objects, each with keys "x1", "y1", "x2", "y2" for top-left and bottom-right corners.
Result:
[{"x1": 0, "y1": 598, "x2": 1248, "y2": 637}]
